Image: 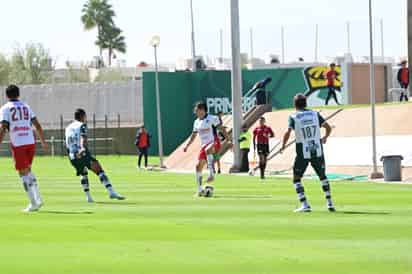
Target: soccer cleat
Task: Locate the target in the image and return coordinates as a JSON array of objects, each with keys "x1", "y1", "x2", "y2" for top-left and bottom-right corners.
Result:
[
  {"x1": 193, "y1": 191, "x2": 205, "y2": 198},
  {"x1": 294, "y1": 206, "x2": 312, "y2": 213},
  {"x1": 206, "y1": 175, "x2": 215, "y2": 183},
  {"x1": 217, "y1": 169, "x2": 221, "y2": 174},
  {"x1": 328, "y1": 205, "x2": 336, "y2": 212},
  {"x1": 23, "y1": 203, "x2": 41, "y2": 213},
  {"x1": 110, "y1": 193, "x2": 125, "y2": 200}
]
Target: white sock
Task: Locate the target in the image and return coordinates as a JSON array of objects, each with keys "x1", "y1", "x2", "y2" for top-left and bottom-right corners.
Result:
[
  {"x1": 22, "y1": 175, "x2": 37, "y2": 206},
  {"x1": 29, "y1": 172, "x2": 42, "y2": 204},
  {"x1": 196, "y1": 172, "x2": 203, "y2": 192},
  {"x1": 207, "y1": 154, "x2": 215, "y2": 177}
]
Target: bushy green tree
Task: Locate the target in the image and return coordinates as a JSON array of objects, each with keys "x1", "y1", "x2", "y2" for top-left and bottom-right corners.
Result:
[
  {"x1": 8, "y1": 43, "x2": 53, "y2": 85},
  {"x1": 0, "y1": 54, "x2": 10, "y2": 85}
]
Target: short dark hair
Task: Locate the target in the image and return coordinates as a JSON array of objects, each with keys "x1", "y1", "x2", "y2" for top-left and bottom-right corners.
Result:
[
  {"x1": 74, "y1": 108, "x2": 86, "y2": 121},
  {"x1": 194, "y1": 101, "x2": 208, "y2": 113},
  {"x1": 6, "y1": 85, "x2": 20, "y2": 99},
  {"x1": 259, "y1": 117, "x2": 266, "y2": 122},
  {"x1": 294, "y1": 94, "x2": 307, "y2": 109},
  {"x1": 330, "y1": 63, "x2": 336, "y2": 67}
]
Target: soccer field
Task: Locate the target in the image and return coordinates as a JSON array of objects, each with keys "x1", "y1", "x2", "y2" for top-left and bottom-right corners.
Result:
[{"x1": 0, "y1": 156, "x2": 411, "y2": 274}]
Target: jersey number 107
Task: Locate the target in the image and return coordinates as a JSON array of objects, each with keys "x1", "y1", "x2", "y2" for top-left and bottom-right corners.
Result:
[
  {"x1": 301, "y1": 126, "x2": 317, "y2": 139},
  {"x1": 10, "y1": 107, "x2": 29, "y2": 121}
]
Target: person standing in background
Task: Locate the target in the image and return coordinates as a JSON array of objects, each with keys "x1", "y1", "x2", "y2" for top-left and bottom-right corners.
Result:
[
  {"x1": 253, "y1": 77, "x2": 272, "y2": 105},
  {"x1": 239, "y1": 125, "x2": 252, "y2": 172},
  {"x1": 325, "y1": 63, "x2": 340, "y2": 105},
  {"x1": 397, "y1": 60, "x2": 409, "y2": 102},
  {"x1": 135, "y1": 125, "x2": 151, "y2": 169},
  {"x1": 253, "y1": 117, "x2": 275, "y2": 180}
]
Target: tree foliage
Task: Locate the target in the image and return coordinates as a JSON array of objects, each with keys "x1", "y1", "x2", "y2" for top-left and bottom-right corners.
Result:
[
  {"x1": 96, "y1": 24, "x2": 126, "y2": 66},
  {"x1": 0, "y1": 53, "x2": 10, "y2": 85},
  {"x1": 0, "y1": 43, "x2": 54, "y2": 85}
]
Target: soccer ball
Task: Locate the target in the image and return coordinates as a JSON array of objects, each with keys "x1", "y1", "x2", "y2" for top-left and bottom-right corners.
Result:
[{"x1": 203, "y1": 185, "x2": 214, "y2": 198}]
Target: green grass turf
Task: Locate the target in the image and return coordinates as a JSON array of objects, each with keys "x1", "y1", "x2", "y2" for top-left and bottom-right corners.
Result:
[{"x1": 0, "y1": 156, "x2": 411, "y2": 274}]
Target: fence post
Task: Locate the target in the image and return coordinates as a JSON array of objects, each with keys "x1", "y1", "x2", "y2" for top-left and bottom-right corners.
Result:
[
  {"x1": 60, "y1": 115, "x2": 64, "y2": 157},
  {"x1": 105, "y1": 115, "x2": 109, "y2": 155},
  {"x1": 51, "y1": 136, "x2": 55, "y2": 157},
  {"x1": 93, "y1": 113, "x2": 96, "y2": 156}
]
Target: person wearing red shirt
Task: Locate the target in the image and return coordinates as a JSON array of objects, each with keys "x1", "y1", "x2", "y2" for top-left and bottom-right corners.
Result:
[
  {"x1": 325, "y1": 63, "x2": 340, "y2": 105},
  {"x1": 135, "y1": 125, "x2": 151, "y2": 169},
  {"x1": 397, "y1": 60, "x2": 409, "y2": 101},
  {"x1": 253, "y1": 117, "x2": 275, "y2": 180}
]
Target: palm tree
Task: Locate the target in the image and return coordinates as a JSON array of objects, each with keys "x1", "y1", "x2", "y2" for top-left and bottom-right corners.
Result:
[
  {"x1": 81, "y1": 0, "x2": 115, "y2": 63},
  {"x1": 97, "y1": 25, "x2": 126, "y2": 66}
]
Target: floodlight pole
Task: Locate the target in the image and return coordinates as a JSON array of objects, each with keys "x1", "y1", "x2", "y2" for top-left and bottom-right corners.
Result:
[
  {"x1": 249, "y1": 28, "x2": 254, "y2": 64},
  {"x1": 190, "y1": 0, "x2": 197, "y2": 72},
  {"x1": 314, "y1": 24, "x2": 319, "y2": 62},
  {"x1": 409, "y1": 0, "x2": 412, "y2": 86},
  {"x1": 230, "y1": 0, "x2": 243, "y2": 171},
  {"x1": 346, "y1": 21, "x2": 351, "y2": 54},
  {"x1": 281, "y1": 25, "x2": 285, "y2": 64},
  {"x1": 368, "y1": 0, "x2": 382, "y2": 179},
  {"x1": 153, "y1": 44, "x2": 165, "y2": 168},
  {"x1": 219, "y1": 28, "x2": 224, "y2": 63},
  {"x1": 380, "y1": 19, "x2": 385, "y2": 61}
]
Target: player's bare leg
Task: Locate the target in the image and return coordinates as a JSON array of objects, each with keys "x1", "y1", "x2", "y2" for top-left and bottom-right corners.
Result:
[
  {"x1": 205, "y1": 144, "x2": 216, "y2": 182},
  {"x1": 195, "y1": 160, "x2": 207, "y2": 196},
  {"x1": 90, "y1": 160, "x2": 125, "y2": 200},
  {"x1": 19, "y1": 167, "x2": 42, "y2": 212},
  {"x1": 216, "y1": 159, "x2": 222, "y2": 174}
]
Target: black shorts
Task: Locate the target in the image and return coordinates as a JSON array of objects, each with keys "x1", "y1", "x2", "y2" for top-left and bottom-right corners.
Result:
[
  {"x1": 257, "y1": 143, "x2": 270, "y2": 156},
  {"x1": 293, "y1": 154, "x2": 326, "y2": 180},
  {"x1": 69, "y1": 150, "x2": 97, "y2": 176},
  {"x1": 138, "y1": 147, "x2": 148, "y2": 155}
]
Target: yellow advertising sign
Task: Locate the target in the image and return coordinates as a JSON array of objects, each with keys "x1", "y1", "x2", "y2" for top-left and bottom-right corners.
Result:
[{"x1": 304, "y1": 66, "x2": 341, "y2": 95}]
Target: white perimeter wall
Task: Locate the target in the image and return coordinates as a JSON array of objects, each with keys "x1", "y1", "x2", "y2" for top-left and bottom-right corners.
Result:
[{"x1": 0, "y1": 80, "x2": 143, "y2": 128}]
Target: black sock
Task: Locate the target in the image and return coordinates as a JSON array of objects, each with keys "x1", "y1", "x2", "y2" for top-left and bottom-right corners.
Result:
[{"x1": 260, "y1": 164, "x2": 265, "y2": 178}]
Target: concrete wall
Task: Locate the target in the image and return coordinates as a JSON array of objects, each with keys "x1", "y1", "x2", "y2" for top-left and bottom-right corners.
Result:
[
  {"x1": 349, "y1": 64, "x2": 388, "y2": 104},
  {"x1": 0, "y1": 127, "x2": 140, "y2": 157},
  {"x1": 0, "y1": 80, "x2": 143, "y2": 129}
]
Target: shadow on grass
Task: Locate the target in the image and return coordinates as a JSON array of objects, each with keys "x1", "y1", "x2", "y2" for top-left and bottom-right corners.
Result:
[
  {"x1": 214, "y1": 195, "x2": 273, "y2": 199},
  {"x1": 40, "y1": 211, "x2": 94, "y2": 215},
  {"x1": 339, "y1": 211, "x2": 391, "y2": 215},
  {"x1": 95, "y1": 201, "x2": 139, "y2": 206}
]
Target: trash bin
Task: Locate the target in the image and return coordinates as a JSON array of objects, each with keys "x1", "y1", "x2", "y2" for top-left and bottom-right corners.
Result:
[{"x1": 380, "y1": 155, "x2": 404, "y2": 182}]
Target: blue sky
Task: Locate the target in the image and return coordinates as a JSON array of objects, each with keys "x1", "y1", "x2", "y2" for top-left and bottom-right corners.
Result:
[{"x1": 0, "y1": 0, "x2": 407, "y2": 67}]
